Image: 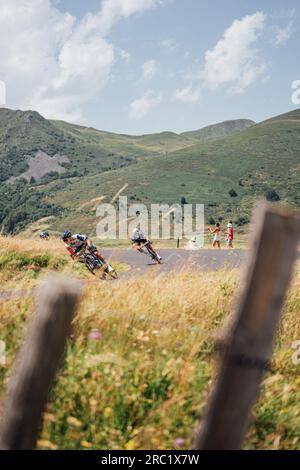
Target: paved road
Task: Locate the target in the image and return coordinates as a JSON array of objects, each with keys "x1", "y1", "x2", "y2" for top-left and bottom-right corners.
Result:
[
  {"x1": 0, "y1": 250, "x2": 249, "y2": 300},
  {"x1": 2, "y1": 248, "x2": 300, "y2": 299},
  {"x1": 103, "y1": 248, "x2": 250, "y2": 276}
]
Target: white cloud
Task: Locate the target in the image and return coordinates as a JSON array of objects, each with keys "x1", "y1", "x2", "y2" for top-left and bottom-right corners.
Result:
[
  {"x1": 86, "y1": 0, "x2": 162, "y2": 37},
  {"x1": 174, "y1": 85, "x2": 200, "y2": 103},
  {"x1": 0, "y1": 0, "x2": 165, "y2": 123},
  {"x1": 28, "y1": 86, "x2": 86, "y2": 123},
  {"x1": 129, "y1": 90, "x2": 162, "y2": 119},
  {"x1": 159, "y1": 38, "x2": 177, "y2": 52},
  {"x1": 119, "y1": 49, "x2": 131, "y2": 63},
  {"x1": 202, "y1": 12, "x2": 266, "y2": 94},
  {"x1": 54, "y1": 37, "x2": 114, "y2": 89},
  {"x1": 53, "y1": 0, "x2": 163, "y2": 91},
  {"x1": 273, "y1": 10, "x2": 295, "y2": 46},
  {"x1": 274, "y1": 23, "x2": 293, "y2": 45},
  {"x1": 142, "y1": 60, "x2": 159, "y2": 79},
  {"x1": 175, "y1": 12, "x2": 267, "y2": 102},
  {"x1": 174, "y1": 12, "x2": 268, "y2": 104}
]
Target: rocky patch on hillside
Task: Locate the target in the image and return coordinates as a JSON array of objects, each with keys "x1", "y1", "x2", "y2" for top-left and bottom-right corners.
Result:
[{"x1": 9, "y1": 150, "x2": 69, "y2": 183}]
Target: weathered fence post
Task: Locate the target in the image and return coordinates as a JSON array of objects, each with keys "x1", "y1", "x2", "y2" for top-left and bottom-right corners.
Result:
[
  {"x1": 0, "y1": 275, "x2": 82, "y2": 450},
  {"x1": 195, "y1": 205, "x2": 300, "y2": 450}
]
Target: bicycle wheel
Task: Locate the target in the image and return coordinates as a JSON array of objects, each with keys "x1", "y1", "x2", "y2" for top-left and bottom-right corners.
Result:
[
  {"x1": 84, "y1": 255, "x2": 96, "y2": 275},
  {"x1": 147, "y1": 247, "x2": 161, "y2": 264}
]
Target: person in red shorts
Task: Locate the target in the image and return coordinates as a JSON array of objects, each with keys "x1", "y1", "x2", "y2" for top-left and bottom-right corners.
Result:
[{"x1": 225, "y1": 220, "x2": 234, "y2": 248}]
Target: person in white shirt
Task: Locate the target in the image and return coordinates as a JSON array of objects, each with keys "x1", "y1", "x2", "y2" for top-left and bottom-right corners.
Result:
[
  {"x1": 208, "y1": 223, "x2": 221, "y2": 248},
  {"x1": 131, "y1": 227, "x2": 162, "y2": 261}
]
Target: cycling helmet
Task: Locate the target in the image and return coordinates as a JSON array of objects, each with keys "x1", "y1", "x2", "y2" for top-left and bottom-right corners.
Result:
[{"x1": 62, "y1": 230, "x2": 72, "y2": 241}]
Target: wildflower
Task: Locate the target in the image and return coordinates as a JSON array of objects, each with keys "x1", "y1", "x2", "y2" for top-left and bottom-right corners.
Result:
[
  {"x1": 174, "y1": 438, "x2": 185, "y2": 448},
  {"x1": 88, "y1": 329, "x2": 102, "y2": 340}
]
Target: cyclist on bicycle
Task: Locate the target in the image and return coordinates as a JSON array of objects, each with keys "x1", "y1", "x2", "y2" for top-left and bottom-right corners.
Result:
[
  {"x1": 61, "y1": 231, "x2": 107, "y2": 264},
  {"x1": 131, "y1": 227, "x2": 162, "y2": 261}
]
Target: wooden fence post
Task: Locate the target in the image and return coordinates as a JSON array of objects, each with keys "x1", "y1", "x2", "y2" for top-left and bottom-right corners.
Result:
[
  {"x1": 195, "y1": 205, "x2": 300, "y2": 450},
  {"x1": 0, "y1": 275, "x2": 82, "y2": 450}
]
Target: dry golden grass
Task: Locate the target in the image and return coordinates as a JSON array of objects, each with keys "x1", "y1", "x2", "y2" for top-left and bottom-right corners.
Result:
[
  {"x1": 1, "y1": 237, "x2": 300, "y2": 449},
  {"x1": 0, "y1": 235, "x2": 65, "y2": 256}
]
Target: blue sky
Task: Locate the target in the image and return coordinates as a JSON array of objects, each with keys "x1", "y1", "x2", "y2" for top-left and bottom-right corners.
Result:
[{"x1": 1, "y1": 0, "x2": 299, "y2": 134}]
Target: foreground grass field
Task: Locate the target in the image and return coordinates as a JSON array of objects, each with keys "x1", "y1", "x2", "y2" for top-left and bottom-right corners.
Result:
[{"x1": 0, "y1": 237, "x2": 300, "y2": 450}]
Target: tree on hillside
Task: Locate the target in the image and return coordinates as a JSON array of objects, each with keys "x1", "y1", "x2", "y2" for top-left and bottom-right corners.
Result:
[
  {"x1": 229, "y1": 189, "x2": 238, "y2": 197},
  {"x1": 265, "y1": 190, "x2": 280, "y2": 202},
  {"x1": 181, "y1": 196, "x2": 188, "y2": 205}
]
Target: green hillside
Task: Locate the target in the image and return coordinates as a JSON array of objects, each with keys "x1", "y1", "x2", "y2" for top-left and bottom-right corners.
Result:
[
  {"x1": 43, "y1": 108, "x2": 300, "y2": 235},
  {"x1": 181, "y1": 119, "x2": 255, "y2": 141},
  {"x1": 0, "y1": 107, "x2": 299, "y2": 235},
  {"x1": 0, "y1": 108, "x2": 195, "y2": 184},
  {"x1": 263, "y1": 108, "x2": 300, "y2": 123},
  {"x1": 0, "y1": 108, "x2": 199, "y2": 233}
]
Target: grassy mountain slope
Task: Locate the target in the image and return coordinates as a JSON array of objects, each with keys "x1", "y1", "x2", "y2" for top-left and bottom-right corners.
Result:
[
  {"x1": 0, "y1": 108, "x2": 201, "y2": 233},
  {"x1": 0, "y1": 108, "x2": 256, "y2": 185},
  {"x1": 263, "y1": 108, "x2": 300, "y2": 123},
  {"x1": 181, "y1": 118, "x2": 255, "y2": 141},
  {"x1": 0, "y1": 107, "x2": 299, "y2": 234},
  {"x1": 52, "y1": 121, "x2": 199, "y2": 161},
  {"x1": 0, "y1": 108, "x2": 194, "y2": 184},
  {"x1": 43, "y1": 108, "x2": 300, "y2": 235}
]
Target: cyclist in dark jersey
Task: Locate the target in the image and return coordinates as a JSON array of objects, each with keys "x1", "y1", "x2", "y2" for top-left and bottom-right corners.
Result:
[{"x1": 61, "y1": 231, "x2": 107, "y2": 264}]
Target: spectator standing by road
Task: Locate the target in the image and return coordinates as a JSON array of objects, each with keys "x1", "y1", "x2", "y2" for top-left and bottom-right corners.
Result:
[
  {"x1": 225, "y1": 220, "x2": 234, "y2": 248},
  {"x1": 209, "y1": 223, "x2": 221, "y2": 249}
]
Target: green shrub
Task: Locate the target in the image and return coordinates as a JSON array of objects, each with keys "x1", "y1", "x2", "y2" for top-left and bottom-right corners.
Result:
[
  {"x1": 265, "y1": 190, "x2": 280, "y2": 202},
  {"x1": 235, "y1": 216, "x2": 250, "y2": 227},
  {"x1": 0, "y1": 253, "x2": 51, "y2": 270},
  {"x1": 229, "y1": 189, "x2": 238, "y2": 197}
]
